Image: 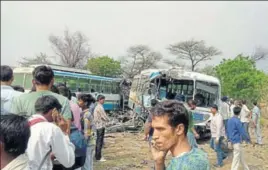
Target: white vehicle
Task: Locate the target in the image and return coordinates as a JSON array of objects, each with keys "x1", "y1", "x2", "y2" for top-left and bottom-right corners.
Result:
[
  {"x1": 12, "y1": 64, "x2": 122, "y2": 111},
  {"x1": 128, "y1": 67, "x2": 221, "y2": 139}
]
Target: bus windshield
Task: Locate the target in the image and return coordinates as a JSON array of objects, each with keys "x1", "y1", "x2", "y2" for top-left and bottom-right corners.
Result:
[{"x1": 195, "y1": 81, "x2": 219, "y2": 107}]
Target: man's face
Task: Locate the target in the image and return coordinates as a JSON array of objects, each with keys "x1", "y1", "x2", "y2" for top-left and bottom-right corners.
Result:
[
  {"x1": 151, "y1": 115, "x2": 183, "y2": 151},
  {"x1": 78, "y1": 99, "x2": 85, "y2": 108},
  {"x1": 99, "y1": 98, "x2": 105, "y2": 104},
  {"x1": 211, "y1": 108, "x2": 217, "y2": 114}
]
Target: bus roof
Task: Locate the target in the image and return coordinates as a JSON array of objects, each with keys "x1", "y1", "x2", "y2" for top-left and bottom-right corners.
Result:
[
  {"x1": 13, "y1": 66, "x2": 122, "y2": 82},
  {"x1": 135, "y1": 68, "x2": 220, "y2": 84},
  {"x1": 30, "y1": 64, "x2": 92, "y2": 74}
]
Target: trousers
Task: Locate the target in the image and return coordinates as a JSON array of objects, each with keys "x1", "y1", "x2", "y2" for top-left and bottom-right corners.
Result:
[
  {"x1": 231, "y1": 143, "x2": 249, "y2": 170},
  {"x1": 95, "y1": 128, "x2": 105, "y2": 160}
]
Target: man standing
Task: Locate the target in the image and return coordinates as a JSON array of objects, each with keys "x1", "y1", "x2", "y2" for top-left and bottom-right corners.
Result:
[
  {"x1": 1, "y1": 65, "x2": 22, "y2": 115},
  {"x1": 240, "y1": 100, "x2": 251, "y2": 143},
  {"x1": 210, "y1": 104, "x2": 227, "y2": 168},
  {"x1": 94, "y1": 95, "x2": 109, "y2": 161},
  {"x1": 151, "y1": 100, "x2": 210, "y2": 170},
  {"x1": 26, "y1": 95, "x2": 75, "y2": 170},
  {"x1": 11, "y1": 65, "x2": 72, "y2": 134},
  {"x1": 144, "y1": 99, "x2": 158, "y2": 145},
  {"x1": 252, "y1": 101, "x2": 262, "y2": 145},
  {"x1": 227, "y1": 106, "x2": 250, "y2": 170},
  {"x1": 1, "y1": 114, "x2": 30, "y2": 170},
  {"x1": 220, "y1": 97, "x2": 231, "y2": 136},
  {"x1": 186, "y1": 100, "x2": 200, "y2": 148}
]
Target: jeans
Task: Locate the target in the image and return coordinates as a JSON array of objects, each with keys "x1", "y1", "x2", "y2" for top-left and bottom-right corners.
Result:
[
  {"x1": 82, "y1": 144, "x2": 94, "y2": 170},
  {"x1": 242, "y1": 122, "x2": 250, "y2": 143},
  {"x1": 95, "y1": 128, "x2": 105, "y2": 160},
  {"x1": 210, "y1": 136, "x2": 227, "y2": 166},
  {"x1": 187, "y1": 131, "x2": 198, "y2": 148}
]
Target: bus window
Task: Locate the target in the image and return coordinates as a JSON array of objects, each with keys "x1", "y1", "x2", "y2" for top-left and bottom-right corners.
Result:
[
  {"x1": 90, "y1": 79, "x2": 101, "y2": 92},
  {"x1": 79, "y1": 78, "x2": 89, "y2": 92},
  {"x1": 12, "y1": 73, "x2": 25, "y2": 87},
  {"x1": 25, "y1": 74, "x2": 33, "y2": 90},
  {"x1": 54, "y1": 75, "x2": 65, "y2": 84},
  {"x1": 66, "y1": 77, "x2": 78, "y2": 91}
]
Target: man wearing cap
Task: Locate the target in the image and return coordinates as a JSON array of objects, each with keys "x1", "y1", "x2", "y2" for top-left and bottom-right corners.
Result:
[{"x1": 210, "y1": 104, "x2": 227, "y2": 167}]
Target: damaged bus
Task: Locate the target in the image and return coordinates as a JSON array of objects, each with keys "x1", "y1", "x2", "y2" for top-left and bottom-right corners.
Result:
[{"x1": 128, "y1": 67, "x2": 221, "y2": 139}]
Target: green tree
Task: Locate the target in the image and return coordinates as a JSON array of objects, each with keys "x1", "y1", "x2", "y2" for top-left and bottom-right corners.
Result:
[
  {"x1": 198, "y1": 65, "x2": 216, "y2": 77},
  {"x1": 215, "y1": 54, "x2": 267, "y2": 102},
  {"x1": 86, "y1": 56, "x2": 121, "y2": 77}
]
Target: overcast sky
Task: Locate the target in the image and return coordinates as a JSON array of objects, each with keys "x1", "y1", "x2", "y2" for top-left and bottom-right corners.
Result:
[{"x1": 1, "y1": 1, "x2": 268, "y2": 72}]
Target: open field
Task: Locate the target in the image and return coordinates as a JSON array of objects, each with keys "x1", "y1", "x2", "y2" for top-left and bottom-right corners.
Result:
[{"x1": 94, "y1": 126, "x2": 268, "y2": 170}]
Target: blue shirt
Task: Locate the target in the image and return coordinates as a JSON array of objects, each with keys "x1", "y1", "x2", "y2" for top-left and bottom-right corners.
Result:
[
  {"x1": 167, "y1": 148, "x2": 210, "y2": 170},
  {"x1": 227, "y1": 116, "x2": 250, "y2": 144},
  {"x1": 1, "y1": 85, "x2": 22, "y2": 115}
]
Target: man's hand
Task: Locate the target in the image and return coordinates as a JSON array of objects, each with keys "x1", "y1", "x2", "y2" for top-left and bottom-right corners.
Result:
[
  {"x1": 194, "y1": 132, "x2": 200, "y2": 139},
  {"x1": 57, "y1": 115, "x2": 68, "y2": 134},
  {"x1": 151, "y1": 141, "x2": 168, "y2": 163},
  {"x1": 50, "y1": 153, "x2": 56, "y2": 160},
  {"x1": 144, "y1": 134, "x2": 149, "y2": 141}
]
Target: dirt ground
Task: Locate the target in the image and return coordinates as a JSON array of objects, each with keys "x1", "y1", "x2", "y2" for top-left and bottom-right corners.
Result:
[{"x1": 94, "y1": 127, "x2": 268, "y2": 170}]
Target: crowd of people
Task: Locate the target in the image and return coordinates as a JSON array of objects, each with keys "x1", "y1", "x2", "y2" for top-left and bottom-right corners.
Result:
[
  {"x1": 1, "y1": 65, "x2": 109, "y2": 170},
  {"x1": 1, "y1": 64, "x2": 264, "y2": 170}
]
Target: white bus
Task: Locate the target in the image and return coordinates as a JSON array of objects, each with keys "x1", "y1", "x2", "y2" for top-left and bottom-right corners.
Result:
[
  {"x1": 128, "y1": 67, "x2": 221, "y2": 138},
  {"x1": 12, "y1": 64, "x2": 122, "y2": 111}
]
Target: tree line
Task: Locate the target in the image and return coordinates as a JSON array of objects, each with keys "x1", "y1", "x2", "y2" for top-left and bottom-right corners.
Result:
[{"x1": 19, "y1": 28, "x2": 268, "y2": 102}]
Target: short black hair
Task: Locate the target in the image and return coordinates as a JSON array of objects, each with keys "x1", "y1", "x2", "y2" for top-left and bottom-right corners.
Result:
[
  {"x1": 242, "y1": 100, "x2": 247, "y2": 105},
  {"x1": 0, "y1": 114, "x2": 30, "y2": 157},
  {"x1": 58, "y1": 86, "x2": 71, "y2": 100},
  {"x1": 35, "y1": 95, "x2": 62, "y2": 114},
  {"x1": 1, "y1": 65, "x2": 13, "y2": 82},
  {"x1": 32, "y1": 65, "x2": 54, "y2": 85},
  {"x1": 51, "y1": 85, "x2": 59, "y2": 94},
  {"x1": 97, "y1": 95, "x2": 105, "y2": 101},
  {"x1": 79, "y1": 94, "x2": 96, "y2": 107},
  {"x1": 151, "y1": 100, "x2": 189, "y2": 135},
  {"x1": 212, "y1": 104, "x2": 218, "y2": 111},
  {"x1": 151, "y1": 99, "x2": 158, "y2": 107},
  {"x1": 12, "y1": 85, "x2": 25, "y2": 92},
  {"x1": 233, "y1": 106, "x2": 241, "y2": 116},
  {"x1": 253, "y1": 101, "x2": 257, "y2": 106}
]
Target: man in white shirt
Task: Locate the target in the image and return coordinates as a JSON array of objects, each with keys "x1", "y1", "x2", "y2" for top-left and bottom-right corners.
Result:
[
  {"x1": 26, "y1": 95, "x2": 75, "y2": 170},
  {"x1": 220, "y1": 97, "x2": 230, "y2": 136},
  {"x1": 210, "y1": 104, "x2": 227, "y2": 168},
  {"x1": 1, "y1": 65, "x2": 22, "y2": 115},
  {"x1": 252, "y1": 101, "x2": 262, "y2": 145},
  {"x1": 240, "y1": 100, "x2": 251, "y2": 143}
]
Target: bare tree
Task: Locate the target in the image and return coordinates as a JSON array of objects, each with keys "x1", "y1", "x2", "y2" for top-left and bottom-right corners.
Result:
[
  {"x1": 163, "y1": 58, "x2": 186, "y2": 69},
  {"x1": 251, "y1": 46, "x2": 268, "y2": 61},
  {"x1": 49, "y1": 29, "x2": 90, "y2": 68},
  {"x1": 121, "y1": 45, "x2": 162, "y2": 79},
  {"x1": 18, "y1": 52, "x2": 53, "y2": 67},
  {"x1": 167, "y1": 39, "x2": 222, "y2": 71}
]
